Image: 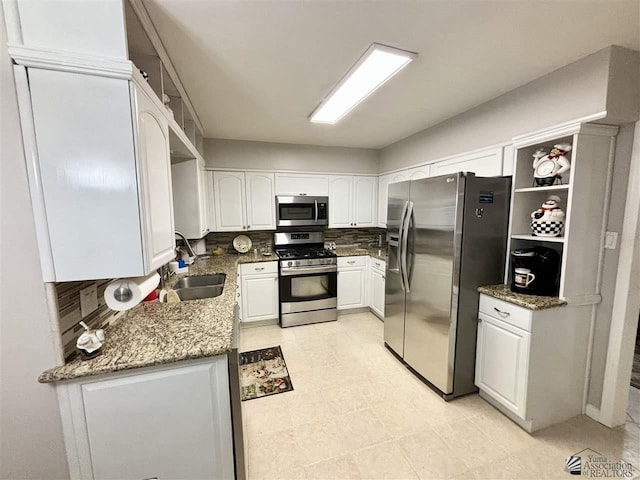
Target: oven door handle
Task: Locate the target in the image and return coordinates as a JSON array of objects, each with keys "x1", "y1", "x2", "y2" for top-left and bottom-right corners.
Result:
[
  {"x1": 314, "y1": 200, "x2": 318, "y2": 223},
  {"x1": 280, "y1": 265, "x2": 337, "y2": 276}
]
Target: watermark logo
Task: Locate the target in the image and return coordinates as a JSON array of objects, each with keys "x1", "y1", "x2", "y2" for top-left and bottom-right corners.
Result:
[
  {"x1": 564, "y1": 449, "x2": 634, "y2": 478},
  {"x1": 564, "y1": 455, "x2": 581, "y2": 475}
]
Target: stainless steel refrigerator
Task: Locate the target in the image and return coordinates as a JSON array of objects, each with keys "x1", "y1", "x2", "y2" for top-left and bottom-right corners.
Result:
[{"x1": 384, "y1": 172, "x2": 511, "y2": 399}]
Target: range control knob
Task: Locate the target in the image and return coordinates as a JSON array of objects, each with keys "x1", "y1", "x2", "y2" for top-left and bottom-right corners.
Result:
[
  {"x1": 287, "y1": 261, "x2": 293, "y2": 267},
  {"x1": 294, "y1": 260, "x2": 300, "y2": 266}
]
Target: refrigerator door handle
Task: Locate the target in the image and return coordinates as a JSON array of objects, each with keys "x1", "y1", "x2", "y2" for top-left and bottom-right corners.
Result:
[
  {"x1": 401, "y1": 201, "x2": 413, "y2": 293},
  {"x1": 398, "y1": 200, "x2": 410, "y2": 292}
]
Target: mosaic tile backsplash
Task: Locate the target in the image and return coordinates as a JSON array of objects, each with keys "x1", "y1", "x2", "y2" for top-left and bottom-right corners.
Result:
[
  {"x1": 205, "y1": 227, "x2": 387, "y2": 253},
  {"x1": 56, "y1": 279, "x2": 122, "y2": 361}
]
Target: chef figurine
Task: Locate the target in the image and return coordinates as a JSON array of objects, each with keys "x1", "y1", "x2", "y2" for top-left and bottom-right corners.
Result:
[
  {"x1": 533, "y1": 143, "x2": 571, "y2": 186},
  {"x1": 530, "y1": 195, "x2": 565, "y2": 237}
]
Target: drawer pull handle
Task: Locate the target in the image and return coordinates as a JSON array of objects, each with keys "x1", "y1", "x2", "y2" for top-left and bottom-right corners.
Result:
[
  {"x1": 494, "y1": 307, "x2": 510, "y2": 317},
  {"x1": 347, "y1": 261, "x2": 355, "y2": 264},
  {"x1": 255, "y1": 267, "x2": 264, "y2": 271}
]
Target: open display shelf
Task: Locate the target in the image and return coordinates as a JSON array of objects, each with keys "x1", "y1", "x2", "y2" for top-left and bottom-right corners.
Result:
[{"x1": 505, "y1": 123, "x2": 618, "y2": 303}]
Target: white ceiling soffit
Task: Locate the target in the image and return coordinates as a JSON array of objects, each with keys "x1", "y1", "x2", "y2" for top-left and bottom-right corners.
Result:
[{"x1": 143, "y1": 0, "x2": 640, "y2": 149}]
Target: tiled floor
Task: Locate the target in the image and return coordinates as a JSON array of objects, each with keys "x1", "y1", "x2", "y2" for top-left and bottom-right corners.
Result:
[{"x1": 240, "y1": 312, "x2": 640, "y2": 480}]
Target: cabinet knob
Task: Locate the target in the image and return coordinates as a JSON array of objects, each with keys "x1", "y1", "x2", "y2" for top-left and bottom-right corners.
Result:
[
  {"x1": 247, "y1": 225, "x2": 250, "y2": 229},
  {"x1": 382, "y1": 275, "x2": 385, "y2": 279},
  {"x1": 478, "y1": 317, "x2": 482, "y2": 323}
]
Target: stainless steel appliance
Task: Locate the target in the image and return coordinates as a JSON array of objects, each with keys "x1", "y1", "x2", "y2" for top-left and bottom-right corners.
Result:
[
  {"x1": 274, "y1": 232, "x2": 337, "y2": 327},
  {"x1": 384, "y1": 172, "x2": 511, "y2": 399},
  {"x1": 276, "y1": 196, "x2": 329, "y2": 227}
]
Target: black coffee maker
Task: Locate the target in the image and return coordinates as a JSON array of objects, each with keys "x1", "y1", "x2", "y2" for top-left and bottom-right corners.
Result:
[{"x1": 510, "y1": 247, "x2": 560, "y2": 296}]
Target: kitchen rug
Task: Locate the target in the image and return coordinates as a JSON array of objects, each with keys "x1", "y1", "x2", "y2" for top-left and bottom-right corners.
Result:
[{"x1": 239, "y1": 346, "x2": 293, "y2": 401}]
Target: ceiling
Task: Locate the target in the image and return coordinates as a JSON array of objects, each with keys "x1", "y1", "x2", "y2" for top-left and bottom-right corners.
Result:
[{"x1": 142, "y1": 0, "x2": 640, "y2": 149}]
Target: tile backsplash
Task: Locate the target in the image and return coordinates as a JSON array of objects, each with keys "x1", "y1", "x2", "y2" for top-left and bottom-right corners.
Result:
[
  {"x1": 56, "y1": 279, "x2": 121, "y2": 361},
  {"x1": 205, "y1": 227, "x2": 386, "y2": 253}
]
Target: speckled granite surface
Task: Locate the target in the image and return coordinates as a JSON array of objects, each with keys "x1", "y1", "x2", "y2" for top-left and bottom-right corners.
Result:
[
  {"x1": 334, "y1": 246, "x2": 388, "y2": 261},
  {"x1": 478, "y1": 284, "x2": 567, "y2": 310},
  {"x1": 39, "y1": 256, "x2": 242, "y2": 384},
  {"x1": 235, "y1": 251, "x2": 278, "y2": 263}
]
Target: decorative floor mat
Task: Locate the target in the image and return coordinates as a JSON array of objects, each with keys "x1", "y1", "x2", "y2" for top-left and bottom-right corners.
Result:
[{"x1": 239, "y1": 346, "x2": 294, "y2": 401}]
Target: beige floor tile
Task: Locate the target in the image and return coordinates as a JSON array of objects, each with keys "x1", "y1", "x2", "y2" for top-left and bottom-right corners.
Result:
[
  {"x1": 324, "y1": 384, "x2": 369, "y2": 415},
  {"x1": 287, "y1": 389, "x2": 339, "y2": 426},
  {"x1": 369, "y1": 398, "x2": 433, "y2": 439},
  {"x1": 304, "y1": 454, "x2": 362, "y2": 479},
  {"x1": 352, "y1": 441, "x2": 419, "y2": 480},
  {"x1": 294, "y1": 419, "x2": 347, "y2": 466},
  {"x1": 338, "y1": 408, "x2": 392, "y2": 454},
  {"x1": 248, "y1": 427, "x2": 302, "y2": 479}
]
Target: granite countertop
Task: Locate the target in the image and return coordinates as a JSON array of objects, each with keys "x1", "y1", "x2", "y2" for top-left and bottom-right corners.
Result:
[
  {"x1": 235, "y1": 250, "x2": 278, "y2": 263},
  {"x1": 39, "y1": 255, "x2": 246, "y2": 384},
  {"x1": 334, "y1": 246, "x2": 388, "y2": 261},
  {"x1": 478, "y1": 284, "x2": 567, "y2": 310}
]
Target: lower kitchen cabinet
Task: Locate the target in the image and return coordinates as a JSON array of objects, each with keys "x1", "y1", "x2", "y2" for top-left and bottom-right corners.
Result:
[
  {"x1": 369, "y1": 258, "x2": 386, "y2": 318},
  {"x1": 337, "y1": 256, "x2": 367, "y2": 310},
  {"x1": 57, "y1": 356, "x2": 235, "y2": 480},
  {"x1": 475, "y1": 294, "x2": 589, "y2": 432},
  {"x1": 239, "y1": 262, "x2": 279, "y2": 322}
]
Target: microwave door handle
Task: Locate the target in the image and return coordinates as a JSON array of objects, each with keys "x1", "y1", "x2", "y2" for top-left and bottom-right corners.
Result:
[{"x1": 314, "y1": 200, "x2": 318, "y2": 223}]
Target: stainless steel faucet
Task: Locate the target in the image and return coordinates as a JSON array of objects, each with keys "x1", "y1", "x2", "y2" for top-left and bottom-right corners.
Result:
[{"x1": 174, "y1": 231, "x2": 197, "y2": 258}]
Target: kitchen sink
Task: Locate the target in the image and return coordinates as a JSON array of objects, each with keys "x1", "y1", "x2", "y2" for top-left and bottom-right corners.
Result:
[
  {"x1": 174, "y1": 285, "x2": 224, "y2": 301},
  {"x1": 173, "y1": 274, "x2": 226, "y2": 289}
]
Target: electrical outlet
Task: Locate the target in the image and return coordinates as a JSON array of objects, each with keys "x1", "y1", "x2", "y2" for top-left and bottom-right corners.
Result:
[
  {"x1": 604, "y1": 231, "x2": 618, "y2": 250},
  {"x1": 80, "y1": 284, "x2": 98, "y2": 317}
]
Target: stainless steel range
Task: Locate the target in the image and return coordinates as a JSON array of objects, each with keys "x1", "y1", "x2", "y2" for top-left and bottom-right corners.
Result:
[{"x1": 274, "y1": 232, "x2": 337, "y2": 327}]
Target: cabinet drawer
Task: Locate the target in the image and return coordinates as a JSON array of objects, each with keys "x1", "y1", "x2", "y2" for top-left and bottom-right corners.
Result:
[
  {"x1": 370, "y1": 258, "x2": 386, "y2": 272},
  {"x1": 338, "y1": 256, "x2": 366, "y2": 268},
  {"x1": 240, "y1": 262, "x2": 278, "y2": 276},
  {"x1": 479, "y1": 295, "x2": 532, "y2": 332}
]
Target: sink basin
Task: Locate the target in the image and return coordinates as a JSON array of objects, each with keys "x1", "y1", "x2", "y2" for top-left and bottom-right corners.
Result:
[
  {"x1": 174, "y1": 285, "x2": 224, "y2": 301},
  {"x1": 173, "y1": 274, "x2": 226, "y2": 289}
]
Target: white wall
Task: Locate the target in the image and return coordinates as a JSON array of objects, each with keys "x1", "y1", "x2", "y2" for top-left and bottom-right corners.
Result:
[
  {"x1": 379, "y1": 46, "x2": 638, "y2": 173},
  {"x1": 0, "y1": 5, "x2": 70, "y2": 478},
  {"x1": 204, "y1": 138, "x2": 379, "y2": 174}
]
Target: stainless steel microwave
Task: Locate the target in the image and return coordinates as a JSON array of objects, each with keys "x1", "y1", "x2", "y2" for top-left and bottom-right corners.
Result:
[{"x1": 275, "y1": 196, "x2": 328, "y2": 227}]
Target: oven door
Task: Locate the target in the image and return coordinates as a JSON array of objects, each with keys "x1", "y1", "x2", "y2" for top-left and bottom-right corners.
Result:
[
  {"x1": 276, "y1": 196, "x2": 329, "y2": 227},
  {"x1": 279, "y1": 268, "x2": 337, "y2": 314}
]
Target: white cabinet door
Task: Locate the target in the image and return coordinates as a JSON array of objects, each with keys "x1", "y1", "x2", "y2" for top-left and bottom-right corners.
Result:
[
  {"x1": 214, "y1": 171, "x2": 246, "y2": 231},
  {"x1": 245, "y1": 172, "x2": 276, "y2": 230},
  {"x1": 204, "y1": 171, "x2": 216, "y2": 232},
  {"x1": 275, "y1": 173, "x2": 329, "y2": 196},
  {"x1": 353, "y1": 176, "x2": 377, "y2": 227},
  {"x1": 338, "y1": 268, "x2": 367, "y2": 310},
  {"x1": 329, "y1": 175, "x2": 353, "y2": 228},
  {"x1": 241, "y1": 274, "x2": 279, "y2": 322},
  {"x1": 78, "y1": 359, "x2": 234, "y2": 480},
  {"x1": 172, "y1": 159, "x2": 208, "y2": 239},
  {"x1": 475, "y1": 313, "x2": 530, "y2": 417},
  {"x1": 135, "y1": 87, "x2": 176, "y2": 271},
  {"x1": 431, "y1": 147, "x2": 503, "y2": 177},
  {"x1": 407, "y1": 165, "x2": 431, "y2": 180},
  {"x1": 378, "y1": 171, "x2": 410, "y2": 228},
  {"x1": 370, "y1": 268, "x2": 385, "y2": 318}
]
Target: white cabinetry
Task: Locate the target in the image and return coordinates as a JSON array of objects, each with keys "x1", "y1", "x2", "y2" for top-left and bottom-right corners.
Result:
[
  {"x1": 57, "y1": 357, "x2": 234, "y2": 480},
  {"x1": 475, "y1": 294, "x2": 589, "y2": 432},
  {"x1": 368, "y1": 258, "x2": 386, "y2": 318},
  {"x1": 337, "y1": 256, "x2": 367, "y2": 310},
  {"x1": 239, "y1": 262, "x2": 279, "y2": 322},
  {"x1": 22, "y1": 68, "x2": 175, "y2": 281},
  {"x1": 407, "y1": 165, "x2": 431, "y2": 180},
  {"x1": 329, "y1": 176, "x2": 377, "y2": 228},
  {"x1": 275, "y1": 173, "x2": 329, "y2": 196},
  {"x1": 430, "y1": 147, "x2": 503, "y2": 177},
  {"x1": 213, "y1": 171, "x2": 276, "y2": 232},
  {"x1": 172, "y1": 158, "x2": 209, "y2": 239},
  {"x1": 204, "y1": 170, "x2": 216, "y2": 232},
  {"x1": 378, "y1": 171, "x2": 410, "y2": 228}
]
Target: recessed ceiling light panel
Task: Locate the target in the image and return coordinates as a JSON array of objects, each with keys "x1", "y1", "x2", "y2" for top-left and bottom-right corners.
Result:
[{"x1": 310, "y1": 43, "x2": 417, "y2": 124}]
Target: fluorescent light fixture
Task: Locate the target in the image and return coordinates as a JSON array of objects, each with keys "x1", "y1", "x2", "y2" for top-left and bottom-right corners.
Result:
[{"x1": 310, "y1": 43, "x2": 417, "y2": 124}]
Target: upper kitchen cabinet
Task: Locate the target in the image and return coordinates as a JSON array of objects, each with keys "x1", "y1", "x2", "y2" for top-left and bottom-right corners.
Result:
[
  {"x1": 21, "y1": 68, "x2": 175, "y2": 281},
  {"x1": 213, "y1": 171, "x2": 276, "y2": 232},
  {"x1": 329, "y1": 176, "x2": 377, "y2": 228},
  {"x1": 275, "y1": 173, "x2": 329, "y2": 196},
  {"x1": 430, "y1": 147, "x2": 503, "y2": 177},
  {"x1": 378, "y1": 171, "x2": 410, "y2": 228},
  {"x1": 172, "y1": 158, "x2": 209, "y2": 239}
]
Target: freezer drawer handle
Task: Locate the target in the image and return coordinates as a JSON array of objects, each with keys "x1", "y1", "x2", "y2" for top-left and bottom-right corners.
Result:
[{"x1": 493, "y1": 307, "x2": 511, "y2": 317}]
